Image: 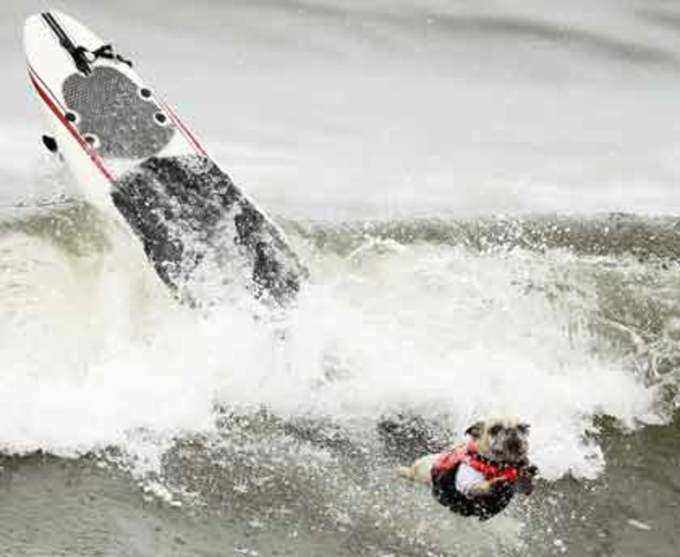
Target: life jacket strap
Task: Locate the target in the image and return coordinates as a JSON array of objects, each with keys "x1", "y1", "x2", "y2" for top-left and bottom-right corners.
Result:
[
  {"x1": 431, "y1": 440, "x2": 520, "y2": 482},
  {"x1": 466, "y1": 454, "x2": 519, "y2": 482}
]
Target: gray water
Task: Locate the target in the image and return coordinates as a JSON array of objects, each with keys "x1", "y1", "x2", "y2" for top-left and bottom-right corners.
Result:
[{"x1": 1, "y1": 1, "x2": 680, "y2": 556}]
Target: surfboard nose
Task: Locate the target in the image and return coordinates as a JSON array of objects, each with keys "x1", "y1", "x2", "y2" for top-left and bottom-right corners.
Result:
[{"x1": 23, "y1": 13, "x2": 44, "y2": 52}]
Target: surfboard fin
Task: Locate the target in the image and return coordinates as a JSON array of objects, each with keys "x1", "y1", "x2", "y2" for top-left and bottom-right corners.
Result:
[{"x1": 41, "y1": 134, "x2": 58, "y2": 153}]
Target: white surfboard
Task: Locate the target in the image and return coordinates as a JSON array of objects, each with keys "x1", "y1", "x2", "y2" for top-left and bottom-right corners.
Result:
[{"x1": 24, "y1": 10, "x2": 305, "y2": 306}]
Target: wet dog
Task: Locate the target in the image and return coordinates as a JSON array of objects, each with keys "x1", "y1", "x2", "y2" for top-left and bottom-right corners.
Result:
[{"x1": 398, "y1": 417, "x2": 537, "y2": 520}]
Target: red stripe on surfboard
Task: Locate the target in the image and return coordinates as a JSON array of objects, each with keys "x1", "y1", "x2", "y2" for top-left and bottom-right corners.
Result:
[
  {"x1": 28, "y1": 68, "x2": 114, "y2": 182},
  {"x1": 160, "y1": 100, "x2": 208, "y2": 157},
  {"x1": 28, "y1": 61, "x2": 67, "y2": 114}
]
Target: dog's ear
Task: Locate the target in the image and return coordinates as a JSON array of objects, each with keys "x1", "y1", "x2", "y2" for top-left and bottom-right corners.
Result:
[
  {"x1": 465, "y1": 421, "x2": 485, "y2": 439},
  {"x1": 518, "y1": 422, "x2": 531, "y2": 435}
]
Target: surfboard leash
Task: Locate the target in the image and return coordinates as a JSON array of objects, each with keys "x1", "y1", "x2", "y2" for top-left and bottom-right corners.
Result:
[
  {"x1": 82, "y1": 44, "x2": 133, "y2": 69},
  {"x1": 41, "y1": 12, "x2": 92, "y2": 75},
  {"x1": 41, "y1": 12, "x2": 133, "y2": 76}
]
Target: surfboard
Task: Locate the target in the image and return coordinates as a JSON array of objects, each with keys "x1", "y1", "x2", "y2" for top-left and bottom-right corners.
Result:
[{"x1": 23, "y1": 10, "x2": 305, "y2": 307}]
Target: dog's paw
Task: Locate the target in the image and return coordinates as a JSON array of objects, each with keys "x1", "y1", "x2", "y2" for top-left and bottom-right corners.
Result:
[
  {"x1": 515, "y1": 468, "x2": 537, "y2": 495},
  {"x1": 397, "y1": 466, "x2": 415, "y2": 480},
  {"x1": 522, "y1": 465, "x2": 539, "y2": 477}
]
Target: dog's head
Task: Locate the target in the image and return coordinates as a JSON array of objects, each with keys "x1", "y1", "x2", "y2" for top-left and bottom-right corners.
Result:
[{"x1": 465, "y1": 417, "x2": 530, "y2": 466}]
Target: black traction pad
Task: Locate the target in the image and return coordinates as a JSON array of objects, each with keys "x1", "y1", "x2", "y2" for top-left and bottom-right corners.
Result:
[
  {"x1": 112, "y1": 155, "x2": 305, "y2": 306},
  {"x1": 63, "y1": 66, "x2": 175, "y2": 159}
]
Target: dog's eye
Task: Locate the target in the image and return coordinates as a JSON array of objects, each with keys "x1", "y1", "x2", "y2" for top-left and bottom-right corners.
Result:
[
  {"x1": 517, "y1": 424, "x2": 530, "y2": 434},
  {"x1": 489, "y1": 425, "x2": 502, "y2": 436}
]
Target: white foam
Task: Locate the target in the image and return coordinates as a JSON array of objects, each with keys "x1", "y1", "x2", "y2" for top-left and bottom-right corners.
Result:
[{"x1": 0, "y1": 230, "x2": 661, "y2": 482}]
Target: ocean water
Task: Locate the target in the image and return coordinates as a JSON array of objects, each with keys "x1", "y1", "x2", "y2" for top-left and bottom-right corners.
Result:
[{"x1": 1, "y1": 1, "x2": 680, "y2": 556}]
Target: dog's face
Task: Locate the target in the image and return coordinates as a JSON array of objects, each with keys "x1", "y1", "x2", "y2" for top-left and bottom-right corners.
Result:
[{"x1": 465, "y1": 417, "x2": 530, "y2": 465}]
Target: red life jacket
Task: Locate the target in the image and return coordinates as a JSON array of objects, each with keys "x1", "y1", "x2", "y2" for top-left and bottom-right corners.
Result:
[{"x1": 431, "y1": 440, "x2": 519, "y2": 483}]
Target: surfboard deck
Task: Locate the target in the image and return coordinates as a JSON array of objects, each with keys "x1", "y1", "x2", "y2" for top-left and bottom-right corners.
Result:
[{"x1": 24, "y1": 10, "x2": 305, "y2": 306}]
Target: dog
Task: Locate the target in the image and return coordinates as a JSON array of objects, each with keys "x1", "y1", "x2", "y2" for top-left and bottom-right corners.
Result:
[{"x1": 398, "y1": 417, "x2": 538, "y2": 520}]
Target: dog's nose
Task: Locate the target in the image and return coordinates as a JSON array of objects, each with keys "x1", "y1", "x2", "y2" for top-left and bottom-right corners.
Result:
[{"x1": 507, "y1": 437, "x2": 522, "y2": 452}]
